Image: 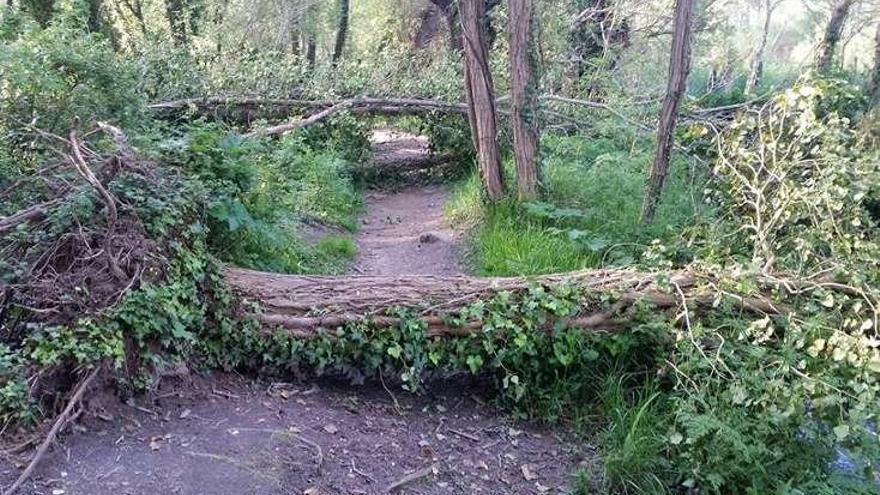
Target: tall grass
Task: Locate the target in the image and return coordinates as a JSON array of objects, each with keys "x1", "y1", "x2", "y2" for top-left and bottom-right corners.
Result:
[{"x1": 446, "y1": 133, "x2": 705, "y2": 276}]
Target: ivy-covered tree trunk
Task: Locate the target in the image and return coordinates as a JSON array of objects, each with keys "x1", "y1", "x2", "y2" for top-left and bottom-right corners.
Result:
[
  {"x1": 226, "y1": 268, "x2": 780, "y2": 337},
  {"x1": 640, "y1": 0, "x2": 694, "y2": 225},
  {"x1": 815, "y1": 0, "x2": 855, "y2": 73},
  {"x1": 508, "y1": 0, "x2": 540, "y2": 199},
  {"x1": 332, "y1": 0, "x2": 350, "y2": 66},
  {"x1": 460, "y1": 0, "x2": 504, "y2": 201}
]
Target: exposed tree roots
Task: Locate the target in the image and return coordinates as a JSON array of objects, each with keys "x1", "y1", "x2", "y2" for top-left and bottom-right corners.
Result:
[{"x1": 0, "y1": 123, "x2": 163, "y2": 331}]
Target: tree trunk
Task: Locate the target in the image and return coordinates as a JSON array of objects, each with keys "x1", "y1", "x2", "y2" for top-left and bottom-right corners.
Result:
[
  {"x1": 869, "y1": 22, "x2": 880, "y2": 109},
  {"x1": 508, "y1": 0, "x2": 540, "y2": 199},
  {"x1": 164, "y1": 0, "x2": 187, "y2": 46},
  {"x1": 291, "y1": 33, "x2": 301, "y2": 58},
  {"x1": 86, "y1": 0, "x2": 101, "y2": 31},
  {"x1": 306, "y1": 36, "x2": 317, "y2": 70},
  {"x1": 413, "y1": 5, "x2": 441, "y2": 49},
  {"x1": 815, "y1": 0, "x2": 856, "y2": 73},
  {"x1": 460, "y1": 0, "x2": 505, "y2": 201},
  {"x1": 332, "y1": 0, "x2": 350, "y2": 66},
  {"x1": 640, "y1": 0, "x2": 694, "y2": 225},
  {"x1": 226, "y1": 267, "x2": 781, "y2": 338},
  {"x1": 744, "y1": 0, "x2": 776, "y2": 95},
  {"x1": 429, "y1": 0, "x2": 463, "y2": 51}
]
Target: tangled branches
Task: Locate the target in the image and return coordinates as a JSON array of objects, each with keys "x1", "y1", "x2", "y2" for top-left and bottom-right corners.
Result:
[{"x1": 0, "y1": 123, "x2": 165, "y2": 341}]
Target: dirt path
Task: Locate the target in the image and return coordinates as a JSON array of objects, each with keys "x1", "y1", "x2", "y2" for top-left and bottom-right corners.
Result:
[
  {"x1": 354, "y1": 186, "x2": 462, "y2": 276},
  {"x1": 1, "y1": 376, "x2": 581, "y2": 495},
  {"x1": 354, "y1": 130, "x2": 463, "y2": 276},
  {"x1": 0, "y1": 131, "x2": 586, "y2": 495}
]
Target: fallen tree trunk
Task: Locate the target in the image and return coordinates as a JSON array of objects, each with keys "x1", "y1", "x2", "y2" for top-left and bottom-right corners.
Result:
[
  {"x1": 149, "y1": 96, "x2": 469, "y2": 117},
  {"x1": 227, "y1": 267, "x2": 784, "y2": 338}
]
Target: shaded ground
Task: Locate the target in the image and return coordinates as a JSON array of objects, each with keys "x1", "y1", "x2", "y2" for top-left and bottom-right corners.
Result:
[
  {"x1": 353, "y1": 129, "x2": 463, "y2": 276},
  {"x1": 2, "y1": 376, "x2": 583, "y2": 495},
  {"x1": 354, "y1": 185, "x2": 463, "y2": 276},
  {"x1": 1, "y1": 130, "x2": 587, "y2": 495}
]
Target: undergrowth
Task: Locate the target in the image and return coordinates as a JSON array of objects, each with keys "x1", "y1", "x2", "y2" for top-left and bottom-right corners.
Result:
[
  {"x1": 448, "y1": 133, "x2": 704, "y2": 275},
  {"x1": 158, "y1": 122, "x2": 360, "y2": 274}
]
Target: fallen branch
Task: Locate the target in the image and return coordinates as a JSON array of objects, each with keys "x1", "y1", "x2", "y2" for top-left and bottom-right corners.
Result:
[
  {"x1": 0, "y1": 199, "x2": 61, "y2": 234},
  {"x1": 243, "y1": 101, "x2": 354, "y2": 138},
  {"x1": 384, "y1": 464, "x2": 437, "y2": 493},
  {"x1": 150, "y1": 96, "x2": 468, "y2": 118},
  {"x1": 68, "y1": 128, "x2": 126, "y2": 281},
  {"x1": 2, "y1": 366, "x2": 101, "y2": 495}
]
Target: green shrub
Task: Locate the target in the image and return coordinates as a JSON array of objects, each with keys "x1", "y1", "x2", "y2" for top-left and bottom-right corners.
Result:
[{"x1": 0, "y1": 21, "x2": 144, "y2": 165}]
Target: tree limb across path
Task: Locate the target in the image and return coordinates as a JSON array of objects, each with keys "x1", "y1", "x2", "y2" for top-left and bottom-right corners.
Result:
[{"x1": 149, "y1": 96, "x2": 470, "y2": 117}]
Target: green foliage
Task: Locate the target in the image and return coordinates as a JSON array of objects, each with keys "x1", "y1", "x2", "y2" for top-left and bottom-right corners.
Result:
[
  {"x1": 212, "y1": 280, "x2": 666, "y2": 422},
  {"x1": 469, "y1": 201, "x2": 599, "y2": 276},
  {"x1": 448, "y1": 132, "x2": 704, "y2": 275},
  {"x1": 0, "y1": 21, "x2": 144, "y2": 165},
  {"x1": 597, "y1": 379, "x2": 671, "y2": 495},
  {"x1": 709, "y1": 76, "x2": 880, "y2": 273},
  {"x1": 159, "y1": 122, "x2": 359, "y2": 273}
]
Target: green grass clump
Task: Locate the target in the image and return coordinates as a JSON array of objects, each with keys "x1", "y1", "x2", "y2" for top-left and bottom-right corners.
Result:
[{"x1": 470, "y1": 202, "x2": 598, "y2": 276}]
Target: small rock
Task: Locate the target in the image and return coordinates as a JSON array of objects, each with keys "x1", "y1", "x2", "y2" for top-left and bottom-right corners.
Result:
[
  {"x1": 419, "y1": 232, "x2": 440, "y2": 244},
  {"x1": 323, "y1": 424, "x2": 339, "y2": 434},
  {"x1": 521, "y1": 464, "x2": 538, "y2": 481},
  {"x1": 179, "y1": 408, "x2": 191, "y2": 419}
]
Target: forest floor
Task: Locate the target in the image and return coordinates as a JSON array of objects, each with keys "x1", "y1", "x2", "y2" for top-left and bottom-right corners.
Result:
[{"x1": 0, "y1": 131, "x2": 586, "y2": 495}]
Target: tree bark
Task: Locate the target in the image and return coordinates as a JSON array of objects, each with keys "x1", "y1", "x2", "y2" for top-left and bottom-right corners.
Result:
[
  {"x1": 332, "y1": 0, "x2": 350, "y2": 66},
  {"x1": 460, "y1": 0, "x2": 505, "y2": 201},
  {"x1": 508, "y1": 0, "x2": 540, "y2": 199},
  {"x1": 744, "y1": 0, "x2": 777, "y2": 95},
  {"x1": 815, "y1": 0, "x2": 856, "y2": 74},
  {"x1": 640, "y1": 0, "x2": 694, "y2": 225},
  {"x1": 413, "y1": 4, "x2": 442, "y2": 49},
  {"x1": 226, "y1": 267, "x2": 782, "y2": 338}
]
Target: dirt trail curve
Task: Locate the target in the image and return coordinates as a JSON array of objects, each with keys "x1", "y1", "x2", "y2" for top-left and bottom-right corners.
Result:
[{"x1": 0, "y1": 131, "x2": 584, "y2": 495}]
